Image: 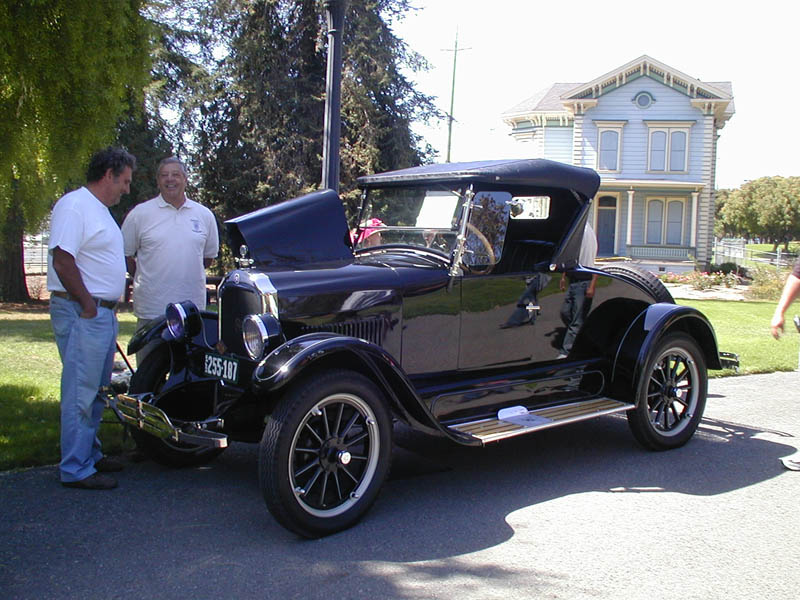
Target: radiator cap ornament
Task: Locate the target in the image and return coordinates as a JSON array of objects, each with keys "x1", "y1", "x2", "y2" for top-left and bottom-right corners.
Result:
[{"x1": 236, "y1": 244, "x2": 254, "y2": 268}]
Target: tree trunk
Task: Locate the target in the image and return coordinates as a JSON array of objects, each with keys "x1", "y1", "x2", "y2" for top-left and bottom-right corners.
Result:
[{"x1": 0, "y1": 186, "x2": 32, "y2": 302}]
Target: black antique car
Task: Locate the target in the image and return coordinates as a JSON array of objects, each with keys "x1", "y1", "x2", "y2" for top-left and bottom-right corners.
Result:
[{"x1": 109, "y1": 157, "x2": 737, "y2": 538}]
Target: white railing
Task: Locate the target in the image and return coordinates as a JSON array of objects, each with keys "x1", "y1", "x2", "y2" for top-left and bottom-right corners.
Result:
[
  {"x1": 627, "y1": 245, "x2": 692, "y2": 260},
  {"x1": 713, "y1": 239, "x2": 797, "y2": 268}
]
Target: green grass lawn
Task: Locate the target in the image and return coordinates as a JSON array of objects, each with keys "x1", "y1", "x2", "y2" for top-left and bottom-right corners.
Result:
[
  {"x1": 0, "y1": 305, "x2": 138, "y2": 471},
  {"x1": 1, "y1": 297, "x2": 797, "y2": 471},
  {"x1": 679, "y1": 298, "x2": 799, "y2": 376}
]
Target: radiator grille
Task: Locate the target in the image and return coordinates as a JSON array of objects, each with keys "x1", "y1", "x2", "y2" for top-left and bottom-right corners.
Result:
[{"x1": 219, "y1": 285, "x2": 263, "y2": 357}]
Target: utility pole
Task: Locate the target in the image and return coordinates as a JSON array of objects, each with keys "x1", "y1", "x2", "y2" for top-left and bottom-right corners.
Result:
[
  {"x1": 321, "y1": 0, "x2": 346, "y2": 193},
  {"x1": 444, "y1": 29, "x2": 470, "y2": 163}
]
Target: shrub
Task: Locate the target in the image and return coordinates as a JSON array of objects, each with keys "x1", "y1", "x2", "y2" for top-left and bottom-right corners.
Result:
[{"x1": 746, "y1": 264, "x2": 790, "y2": 301}]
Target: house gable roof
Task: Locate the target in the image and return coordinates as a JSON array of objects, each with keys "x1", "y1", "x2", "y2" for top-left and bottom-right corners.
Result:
[{"x1": 503, "y1": 55, "x2": 734, "y2": 126}]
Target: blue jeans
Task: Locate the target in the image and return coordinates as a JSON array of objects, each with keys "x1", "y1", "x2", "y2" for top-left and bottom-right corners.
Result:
[
  {"x1": 559, "y1": 280, "x2": 592, "y2": 355},
  {"x1": 50, "y1": 296, "x2": 118, "y2": 482}
]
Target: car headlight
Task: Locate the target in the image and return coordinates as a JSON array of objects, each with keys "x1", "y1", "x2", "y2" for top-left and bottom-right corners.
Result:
[
  {"x1": 242, "y1": 313, "x2": 282, "y2": 360},
  {"x1": 165, "y1": 301, "x2": 201, "y2": 340}
]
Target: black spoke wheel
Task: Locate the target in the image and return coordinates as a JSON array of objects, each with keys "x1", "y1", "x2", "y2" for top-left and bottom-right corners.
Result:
[
  {"x1": 129, "y1": 345, "x2": 225, "y2": 467},
  {"x1": 627, "y1": 333, "x2": 707, "y2": 450},
  {"x1": 259, "y1": 370, "x2": 392, "y2": 538}
]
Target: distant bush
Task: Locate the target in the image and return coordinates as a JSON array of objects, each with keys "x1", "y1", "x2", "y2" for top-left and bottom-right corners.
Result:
[
  {"x1": 710, "y1": 262, "x2": 737, "y2": 275},
  {"x1": 746, "y1": 264, "x2": 790, "y2": 301}
]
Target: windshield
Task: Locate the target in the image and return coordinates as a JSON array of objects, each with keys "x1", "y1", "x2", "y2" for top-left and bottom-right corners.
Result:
[{"x1": 353, "y1": 185, "x2": 464, "y2": 254}]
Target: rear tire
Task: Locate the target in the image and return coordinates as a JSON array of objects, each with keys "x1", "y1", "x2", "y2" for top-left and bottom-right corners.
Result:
[
  {"x1": 129, "y1": 346, "x2": 225, "y2": 468},
  {"x1": 627, "y1": 333, "x2": 707, "y2": 450},
  {"x1": 259, "y1": 370, "x2": 392, "y2": 538},
  {"x1": 602, "y1": 263, "x2": 674, "y2": 303}
]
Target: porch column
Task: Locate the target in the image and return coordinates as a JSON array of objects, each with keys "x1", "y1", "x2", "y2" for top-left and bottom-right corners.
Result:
[
  {"x1": 626, "y1": 189, "x2": 634, "y2": 246},
  {"x1": 691, "y1": 191, "x2": 699, "y2": 248}
]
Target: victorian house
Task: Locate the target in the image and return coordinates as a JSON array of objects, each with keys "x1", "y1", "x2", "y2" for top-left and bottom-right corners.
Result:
[{"x1": 502, "y1": 55, "x2": 734, "y2": 270}]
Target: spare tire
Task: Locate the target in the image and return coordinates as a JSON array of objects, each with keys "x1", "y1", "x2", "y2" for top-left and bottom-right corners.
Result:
[{"x1": 601, "y1": 263, "x2": 674, "y2": 303}]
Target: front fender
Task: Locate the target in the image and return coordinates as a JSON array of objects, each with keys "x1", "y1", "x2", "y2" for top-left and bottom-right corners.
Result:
[
  {"x1": 253, "y1": 333, "x2": 476, "y2": 444},
  {"x1": 126, "y1": 310, "x2": 219, "y2": 355},
  {"x1": 611, "y1": 302, "x2": 721, "y2": 400}
]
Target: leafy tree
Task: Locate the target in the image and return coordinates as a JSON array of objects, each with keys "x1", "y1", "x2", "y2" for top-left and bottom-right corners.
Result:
[
  {"x1": 114, "y1": 1, "x2": 235, "y2": 221},
  {"x1": 0, "y1": 1, "x2": 151, "y2": 301},
  {"x1": 112, "y1": 102, "x2": 175, "y2": 224},
  {"x1": 720, "y1": 176, "x2": 800, "y2": 250},
  {"x1": 196, "y1": 0, "x2": 440, "y2": 224},
  {"x1": 714, "y1": 188, "x2": 732, "y2": 238},
  {"x1": 718, "y1": 186, "x2": 758, "y2": 240}
]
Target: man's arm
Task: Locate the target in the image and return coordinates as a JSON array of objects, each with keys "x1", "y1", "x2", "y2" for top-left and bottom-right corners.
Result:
[
  {"x1": 586, "y1": 274, "x2": 599, "y2": 298},
  {"x1": 771, "y1": 273, "x2": 800, "y2": 339},
  {"x1": 203, "y1": 257, "x2": 214, "y2": 269},
  {"x1": 52, "y1": 247, "x2": 97, "y2": 318},
  {"x1": 125, "y1": 256, "x2": 137, "y2": 278}
]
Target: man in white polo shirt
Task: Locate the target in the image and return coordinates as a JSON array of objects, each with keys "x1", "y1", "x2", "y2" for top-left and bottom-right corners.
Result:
[{"x1": 122, "y1": 157, "x2": 219, "y2": 365}]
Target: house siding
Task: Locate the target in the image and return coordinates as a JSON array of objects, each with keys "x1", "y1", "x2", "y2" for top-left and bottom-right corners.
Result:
[
  {"x1": 696, "y1": 113, "x2": 718, "y2": 265},
  {"x1": 504, "y1": 57, "x2": 732, "y2": 270},
  {"x1": 543, "y1": 126, "x2": 573, "y2": 165},
  {"x1": 584, "y1": 78, "x2": 706, "y2": 181},
  {"x1": 572, "y1": 114, "x2": 587, "y2": 168}
]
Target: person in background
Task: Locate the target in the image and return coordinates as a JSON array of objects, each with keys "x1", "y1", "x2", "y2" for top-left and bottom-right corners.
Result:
[
  {"x1": 121, "y1": 157, "x2": 219, "y2": 366},
  {"x1": 48, "y1": 147, "x2": 136, "y2": 490},
  {"x1": 771, "y1": 256, "x2": 800, "y2": 471},
  {"x1": 557, "y1": 221, "x2": 599, "y2": 358},
  {"x1": 770, "y1": 257, "x2": 800, "y2": 340}
]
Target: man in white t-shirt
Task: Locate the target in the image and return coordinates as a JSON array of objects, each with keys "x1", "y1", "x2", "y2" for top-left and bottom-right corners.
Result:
[
  {"x1": 121, "y1": 157, "x2": 219, "y2": 365},
  {"x1": 48, "y1": 147, "x2": 136, "y2": 490}
]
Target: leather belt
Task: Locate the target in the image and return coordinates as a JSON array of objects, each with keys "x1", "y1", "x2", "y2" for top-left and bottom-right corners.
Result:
[{"x1": 51, "y1": 290, "x2": 118, "y2": 310}]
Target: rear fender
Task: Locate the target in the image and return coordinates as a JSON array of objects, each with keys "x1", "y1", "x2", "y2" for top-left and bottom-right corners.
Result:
[
  {"x1": 253, "y1": 333, "x2": 476, "y2": 444},
  {"x1": 126, "y1": 310, "x2": 219, "y2": 355},
  {"x1": 611, "y1": 303, "x2": 721, "y2": 401}
]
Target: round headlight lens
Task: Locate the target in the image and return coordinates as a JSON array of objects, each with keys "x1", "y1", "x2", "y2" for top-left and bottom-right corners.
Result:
[
  {"x1": 242, "y1": 315, "x2": 268, "y2": 360},
  {"x1": 165, "y1": 302, "x2": 187, "y2": 339},
  {"x1": 165, "y1": 301, "x2": 201, "y2": 340}
]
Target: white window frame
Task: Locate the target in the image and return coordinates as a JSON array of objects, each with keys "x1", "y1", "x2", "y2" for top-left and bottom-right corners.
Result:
[
  {"x1": 645, "y1": 121, "x2": 692, "y2": 173},
  {"x1": 594, "y1": 121, "x2": 626, "y2": 173},
  {"x1": 645, "y1": 196, "x2": 687, "y2": 245}
]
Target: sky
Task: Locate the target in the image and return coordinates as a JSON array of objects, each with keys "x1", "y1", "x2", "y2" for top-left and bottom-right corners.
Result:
[{"x1": 390, "y1": 0, "x2": 800, "y2": 190}]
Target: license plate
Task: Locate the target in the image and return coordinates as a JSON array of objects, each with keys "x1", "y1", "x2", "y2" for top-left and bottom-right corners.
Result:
[{"x1": 204, "y1": 353, "x2": 239, "y2": 384}]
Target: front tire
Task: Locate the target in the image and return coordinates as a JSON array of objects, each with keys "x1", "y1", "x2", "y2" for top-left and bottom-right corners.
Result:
[
  {"x1": 627, "y1": 333, "x2": 707, "y2": 450},
  {"x1": 259, "y1": 370, "x2": 392, "y2": 538},
  {"x1": 128, "y1": 345, "x2": 225, "y2": 467}
]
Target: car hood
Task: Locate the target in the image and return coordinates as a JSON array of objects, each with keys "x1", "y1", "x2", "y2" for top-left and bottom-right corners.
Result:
[{"x1": 225, "y1": 189, "x2": 354, "y2": 268}]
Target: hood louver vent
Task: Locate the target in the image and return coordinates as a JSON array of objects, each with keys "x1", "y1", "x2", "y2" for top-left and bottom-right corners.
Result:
[{"x1": 301, "y1": 316, "x2": 387, "y2": 346}]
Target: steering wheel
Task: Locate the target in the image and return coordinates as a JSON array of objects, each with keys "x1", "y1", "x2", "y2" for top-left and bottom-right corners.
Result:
[{"x1": 463, "y1": 223, "x2": 496, "y2": 275}]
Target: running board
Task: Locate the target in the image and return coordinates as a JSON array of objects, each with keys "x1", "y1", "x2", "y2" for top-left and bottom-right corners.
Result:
[{"x1": 448, "y1": 397, "x2": 633, "y2": 444}]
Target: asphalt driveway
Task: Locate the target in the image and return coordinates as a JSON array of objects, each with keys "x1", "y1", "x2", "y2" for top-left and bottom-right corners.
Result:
[{"x1": 1, "y1": 371, "x2": 798, "y2": 600}]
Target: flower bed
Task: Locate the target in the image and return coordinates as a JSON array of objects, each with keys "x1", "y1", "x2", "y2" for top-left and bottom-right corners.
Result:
[{"x1": 659, "y1": 270, "x2": 739, "y2": 290}]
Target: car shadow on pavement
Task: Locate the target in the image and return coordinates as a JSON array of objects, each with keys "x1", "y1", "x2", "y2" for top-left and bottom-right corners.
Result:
[
  {"x1": 1, "y1": 411, "x2": 797, "y2": 600},
  {"x1": 345, "y1": 413, "x2": 798, "y2": 561}
]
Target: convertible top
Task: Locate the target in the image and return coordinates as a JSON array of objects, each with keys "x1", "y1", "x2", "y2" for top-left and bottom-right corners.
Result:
[{"x1": 357, "y1": 158, "x2": 601, "y2": 200}]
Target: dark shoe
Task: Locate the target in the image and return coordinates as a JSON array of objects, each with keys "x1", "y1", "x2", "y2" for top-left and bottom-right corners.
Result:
[
  {"x1": 62, "y1": 473, "x2": 118, "y2": 490},
  {"x1": 95, "y1": 456, "x2": 124, "y2": 472}
]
